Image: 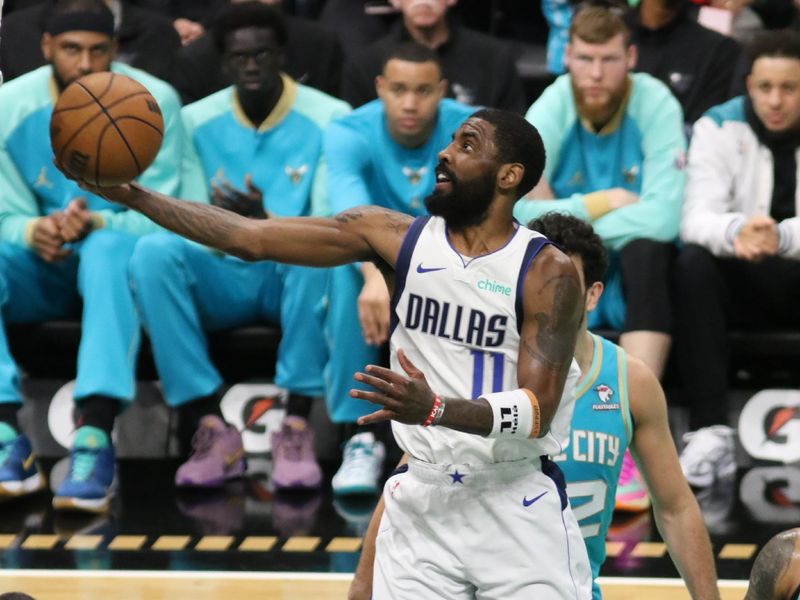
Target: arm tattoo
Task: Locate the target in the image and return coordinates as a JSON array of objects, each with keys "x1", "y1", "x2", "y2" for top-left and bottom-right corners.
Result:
[
  {"x1": 130, "y1": 192, "x2": 249, "y2": 256},
  {"x1": 524, "y1": 275, "x2": 582, "y2": 371}
]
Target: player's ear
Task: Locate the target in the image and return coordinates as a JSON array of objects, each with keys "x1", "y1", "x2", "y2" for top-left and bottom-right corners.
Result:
[
  {"x1": 436, "y1": 77, "x2": 448, "y2": 100},
  {"x1": 497, "y1": 163, "x2": 523, "y2": 193},
  {"x1": 41, "y1": 33, "x2": 53, "y2": 62},
  {"x1": 375, "y1": 75, "x2": 386, "y2": 99},
  {"x1": 585, "y1": 281, "x2": 604, "y2": 313}
]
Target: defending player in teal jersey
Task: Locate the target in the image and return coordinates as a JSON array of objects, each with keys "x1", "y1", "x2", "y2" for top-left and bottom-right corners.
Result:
[
  {"x1": 529, "y1": 213, "x2": 719, "y2": 600},
  {"x1": 0, "y1": 0, "x2": 183, "y2": 513}
]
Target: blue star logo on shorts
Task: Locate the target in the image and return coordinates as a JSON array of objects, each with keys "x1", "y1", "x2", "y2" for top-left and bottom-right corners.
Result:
[{"x1": 450, "y1": 470, "x2": 465, "y2": 484}]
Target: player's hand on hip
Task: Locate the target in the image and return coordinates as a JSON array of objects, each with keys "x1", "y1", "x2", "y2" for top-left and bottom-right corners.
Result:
[
  {"x1": 32, "y1": 214, "x2": 71, "y2": 263},
  {"x1": 358, "y1": 269, "x2": 391, "y2": 345},
  {"x1": 59, "y1": 197, "x2": 93, "y2": 242},
  {"x1": 352, "y1": 348, "x2": 435, "y2": 426}
]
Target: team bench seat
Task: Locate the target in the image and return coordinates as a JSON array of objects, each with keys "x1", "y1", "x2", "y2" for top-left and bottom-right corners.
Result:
[{"x1": 7, "y1": 321, "x2": 282, "y2": 382}]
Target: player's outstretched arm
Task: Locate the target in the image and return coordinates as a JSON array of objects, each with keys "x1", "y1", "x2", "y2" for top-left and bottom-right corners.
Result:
[
  {"x1": 76, "y1": 181, "x2": 411, "y2": 267},
  {"x1": 628, "y1": 357, "x2": 721, "y2": 600},
  {"x1": 516, "y1": 244, "x2": 583, "y2": 435}
]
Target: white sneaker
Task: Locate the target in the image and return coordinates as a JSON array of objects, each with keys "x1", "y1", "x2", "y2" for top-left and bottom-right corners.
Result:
[
  {"x1": 679, "y1": 425, "x2": 736, "y2": 488},
  {"x1": 332, "y1": 432, "x2": 386, "y2": 496}
]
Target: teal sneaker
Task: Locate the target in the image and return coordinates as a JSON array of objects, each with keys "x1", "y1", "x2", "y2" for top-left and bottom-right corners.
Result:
[
  {"x1": 0, "y1": 423, "x2": 45, "y2": 499},
  {"x1": 53, "y1": 426, "x2": 115, "y2": 513}
]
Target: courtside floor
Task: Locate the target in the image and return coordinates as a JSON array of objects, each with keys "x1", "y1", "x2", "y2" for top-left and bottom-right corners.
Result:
[{"x1": 0, "y1": 458, "x2": 787, "y2": 597}]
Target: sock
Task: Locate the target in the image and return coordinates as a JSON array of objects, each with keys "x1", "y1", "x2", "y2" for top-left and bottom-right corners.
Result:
[
  {"x1": 285, "y1": 394, "x2": 314, "y2": 420},
  {"x1": 77, "y1": 395, "x2": 120, "y2": 436},
  {"x1": 177, "y1": 389, "x2": 224, "y2": 455},
  {"x1": 0, "y1": 403, "x2": 21, "y2": 433}
]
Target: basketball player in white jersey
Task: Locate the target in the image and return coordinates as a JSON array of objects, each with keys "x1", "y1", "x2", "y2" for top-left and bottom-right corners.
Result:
[{"x1": 67, "y1": 108, "x2": 592, "y2": 599}]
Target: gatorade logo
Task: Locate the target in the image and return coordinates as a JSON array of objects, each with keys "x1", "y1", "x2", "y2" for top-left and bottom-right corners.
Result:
[
  {"x1": 739, "y1": 390, "x2": 800, "y2": 462},
  {"x1": 220, "y1": 383, "x2": 286, "y2": 454},
  {"x1": 740, "y1": 466, "x2": 800, "y2": 524}
]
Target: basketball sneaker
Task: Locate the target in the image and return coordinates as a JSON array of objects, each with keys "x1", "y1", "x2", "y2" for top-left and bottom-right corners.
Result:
[
  {"x1": 0, "y1": 423, "x2": 45, "y2": 499},
  {"x1": 175, "y1": 415, "x2": 246, "y2": 488},
  {"x1": 679, "y1": 425, "x2": 736, "y2": 488},
  {"x1": 614, "y1": 449, "x2": 650, "y2": 512},
  {"x1": 270, "y1": 416, "x2": 322, "y2": 490},
  {"x1": 331, "y1": 432, "x2": 386, "y2": 496},
  {"x1": 53, "y1": 426, "x2": 115, "y2": 513}
]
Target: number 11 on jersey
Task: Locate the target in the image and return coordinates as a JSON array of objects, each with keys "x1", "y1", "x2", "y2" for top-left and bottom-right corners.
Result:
[{"x1": 471, "y1": 349, "x2": 505, "y2": 398}]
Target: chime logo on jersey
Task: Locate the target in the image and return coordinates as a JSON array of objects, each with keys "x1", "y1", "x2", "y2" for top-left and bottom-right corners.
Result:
[
  {"x1": 739, "y1": 390, "x2": 800, "y2": 463},
  {"x1": 592, "y1": 384, "x2": 619, "y2": 411}
]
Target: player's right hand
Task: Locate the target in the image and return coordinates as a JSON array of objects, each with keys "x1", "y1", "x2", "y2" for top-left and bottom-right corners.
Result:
[
  {"x1": 32, "y1": 214, "x2": 71, "y2": 263},
  {"x1": 352, "y1": 349, "x2": 436, "y2": 426},
  {"x1": 358, "y1": 265, "x2": 391, "y2": 346}
]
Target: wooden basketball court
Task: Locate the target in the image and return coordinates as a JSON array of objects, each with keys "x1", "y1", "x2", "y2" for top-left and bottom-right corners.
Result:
[{"x1": 0, "y1": 570, "x2": 749, "y2": 599}]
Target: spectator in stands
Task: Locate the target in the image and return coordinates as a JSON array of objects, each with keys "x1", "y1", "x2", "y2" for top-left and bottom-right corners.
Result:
[
  {"x1": 0, "y1": 0, "x2": 182, "y2": 512},
  {"x1": 745, "y1": 528, "x2": 800, "y2": 600},
  {"x1": 323, "y1": 42, "x2": 473, "y2": 496},
  {"x1": 128, "y1": 1, "x2": 349, "y2": 491},
  {"x1": 542, "y1": 0, "x2": 572, "y2": 75},
  {"x1": 340, "y1": 0, "x2": 526, "y2": 113},
  {"x1": 318, "y1": 0, "x2": 395, "y2": 59},
  {"x1": 513, "y1": 5, "x2": 686, "y2": 512},
  {"x1": 0, "y1": 0, "x2": 181, "y2": 82},
  {"x1": 170, "y1": 0, "x2": 343, "y2": 104},
  {"x1": 628, "y1": 0, "x2": 744, "y2": 127},
  {"x1": 675, "y1": 31, "x2": 800, "y2": 488}
]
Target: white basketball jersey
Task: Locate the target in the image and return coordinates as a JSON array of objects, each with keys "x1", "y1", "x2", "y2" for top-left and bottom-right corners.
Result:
[{"x1": 390, "y1": 216, "x2": 581, "y2": 465}]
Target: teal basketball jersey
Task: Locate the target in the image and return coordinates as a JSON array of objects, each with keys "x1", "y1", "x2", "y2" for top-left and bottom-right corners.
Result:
[{"x1": 553, "y1": 333, "x2": 633, "y2": 599}]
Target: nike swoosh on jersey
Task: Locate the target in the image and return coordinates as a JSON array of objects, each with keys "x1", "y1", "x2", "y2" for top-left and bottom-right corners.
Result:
[
  {"x1": 522, "y1": 491, "x2": 548, "y2": 507},
  {"x1": 416, "y1": 263, "x2": 446, "y2": 274}
]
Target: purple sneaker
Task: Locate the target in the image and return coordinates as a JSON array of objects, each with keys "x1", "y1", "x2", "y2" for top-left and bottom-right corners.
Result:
[
  {"x1": 270, "y1": 416, "x2": 322, "y2": 490},
  {"x1": 175, "y1": 415, "x2": 246, "y2": 488}
]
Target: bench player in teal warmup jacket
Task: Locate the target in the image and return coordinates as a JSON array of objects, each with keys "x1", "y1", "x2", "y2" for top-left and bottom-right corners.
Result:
[
  {"x1": 128, "y1": 1, "x2": 350, "y2": 491},
  {"x1": 0, "y1": 0, "x2": 182, "y2": 513},
  {"x1": 321, "y1": 42, "x2": 473, "y2": 495}
]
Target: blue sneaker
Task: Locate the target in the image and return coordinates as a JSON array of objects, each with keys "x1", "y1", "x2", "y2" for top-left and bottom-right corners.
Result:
[
  {"x1": 0, "y1": 423, "x2": 45, "y2": 499},
  {"x1": 53, "y1": 426, "x2": 115, "y2": 513}
]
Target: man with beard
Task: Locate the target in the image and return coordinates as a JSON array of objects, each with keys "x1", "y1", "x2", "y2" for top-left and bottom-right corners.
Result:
[
  {"x1": 322, "y1": 42, "x2": 473, "y2": 498},
  {"x1": 127, "y1": 1, "x2": 350, "y2": 491},
  {"x1": 513, "y1": 4, "x2": 686, "y2": 513},
  {"x1": 0, "y1": 0, "x2": 182, "y2": 512},
  {"x1": 64, "y1": 108, "x2": 592, "y2": 600}
]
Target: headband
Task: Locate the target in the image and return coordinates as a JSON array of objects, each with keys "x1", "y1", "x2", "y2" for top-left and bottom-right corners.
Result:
[{"x1": 46, "y1": 11, "x2": 115, "y2": 38}]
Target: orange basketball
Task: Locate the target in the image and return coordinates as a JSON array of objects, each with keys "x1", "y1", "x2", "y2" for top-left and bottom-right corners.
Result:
[{"x1": 50, "y1": 72, "x2": 164, "y2": 187}]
